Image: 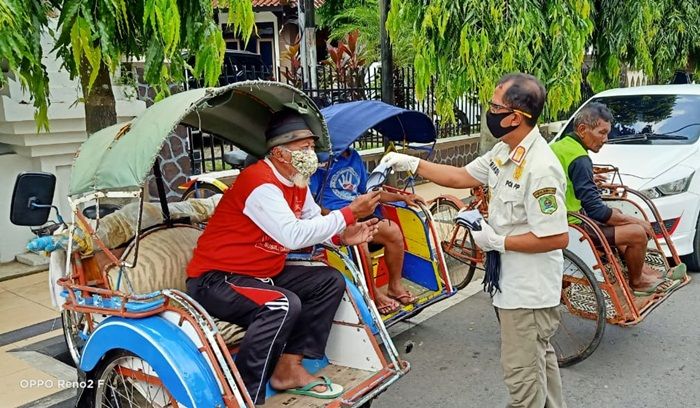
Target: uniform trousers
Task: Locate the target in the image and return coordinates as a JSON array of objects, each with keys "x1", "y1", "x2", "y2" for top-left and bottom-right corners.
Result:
[
  {"x1": 496, "y1": 307, "x2": 567, "y2": 408},
  {"x1": 186, "y1": 265, "x2": 345, "y2": 404}
]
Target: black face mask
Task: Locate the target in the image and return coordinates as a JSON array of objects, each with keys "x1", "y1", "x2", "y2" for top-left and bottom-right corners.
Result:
[{"x1": 486, "y1": 111, "x2": 518, "y2": 139}]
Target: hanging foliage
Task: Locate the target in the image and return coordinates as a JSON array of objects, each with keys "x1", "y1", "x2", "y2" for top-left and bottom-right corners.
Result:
[
  {"x1": 0, "y1": 0, "x2": 255, "y2": 132},
  {"x1": 52, "y1": 0, "x2": 255, "y2": 99},
  {"x1": 0, "y1": 0, "x2": 52, "y2": 130},
  {"x1": 387, "y1": 0, "x2": 700, "y2": 122},
  {"x1": 589, "y1": 0, "x2": 700, "y2": 91},
  {"x1": 387, "y1": 0, "x2": 594, "y2": 122}
]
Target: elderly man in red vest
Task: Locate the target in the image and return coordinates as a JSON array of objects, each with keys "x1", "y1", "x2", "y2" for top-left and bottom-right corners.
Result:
[{"x1": 187, "y1": 109, "x2": 380, "y2": 404}]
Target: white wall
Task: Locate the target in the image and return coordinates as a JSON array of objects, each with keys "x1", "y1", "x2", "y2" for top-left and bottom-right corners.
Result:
[{"x1": 0, "y1": 21, "x2": 146, "y2": 262}]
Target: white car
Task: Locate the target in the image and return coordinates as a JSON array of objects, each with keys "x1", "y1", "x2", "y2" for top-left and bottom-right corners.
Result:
[{"x1": 552, "y1": 84, "x2": 700, "y2": 269}]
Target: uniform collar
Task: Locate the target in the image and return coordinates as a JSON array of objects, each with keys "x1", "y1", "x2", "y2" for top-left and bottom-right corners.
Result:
[{"x1": 505, "y1": 127, "x2": 540, "y2": 166}]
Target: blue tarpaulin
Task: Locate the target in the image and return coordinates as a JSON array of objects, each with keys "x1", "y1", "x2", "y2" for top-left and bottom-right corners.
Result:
[{"x1": 320, "y1": 100, "x2": 436, "y2": 155}]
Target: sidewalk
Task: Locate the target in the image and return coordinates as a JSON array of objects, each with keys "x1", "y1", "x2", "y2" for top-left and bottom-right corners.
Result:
[{"x1": 0, "y1": 271, "x2": 66, "y2": 407}]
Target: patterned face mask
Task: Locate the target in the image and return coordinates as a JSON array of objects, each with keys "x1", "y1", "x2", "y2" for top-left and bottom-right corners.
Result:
[{"x1": 281, "y1": 147, "x2": 319, "y2": 177}]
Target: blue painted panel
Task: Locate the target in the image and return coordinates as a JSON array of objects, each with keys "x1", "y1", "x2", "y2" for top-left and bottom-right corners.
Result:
[
  {"x1": 343, "y1": 275, "x2": 378, "y2": 334},
  {"x1": 80, "y1": 316, "x2": 225, "y2": 407},
  {"x1": 402, "y1": 252, "x2": 439, "y2": 291}
]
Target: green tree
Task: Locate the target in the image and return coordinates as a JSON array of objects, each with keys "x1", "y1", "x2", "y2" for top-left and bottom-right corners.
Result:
[
  {"x1": 386, "y1": 0, "x2": 700, "y2": 123},
  {"x1": 0, "y1": 0, "x2": 255, "y2": 133},
  {"x1": 386, "y1": 0, "x2": 594, "y2": 122},
  {"x1": 0, "y1": 1, "x2": 52, "y2": 129},
  {"x1": 589, "y1": 0, "x2": 700, "y2": 91},
  {"x1": 318, "y1": 0, "x2": 414, "y2": 67}
]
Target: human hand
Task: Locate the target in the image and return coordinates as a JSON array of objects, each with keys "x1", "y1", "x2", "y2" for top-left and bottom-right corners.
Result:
[
  {"x1": 636, "y1": 219, "x2": 655, "y2": 238},
  {"x1": 348, "y1": 190, "x2": 381, "y2": 219},
  {"x1": 341, "y1": 218, "x2": 380, "y2": 245},
  {"x1": 402, "y1": 193, "x2": 425, "y2": 207},
  {"x1": 594, "y1": 173, "x2": 609, "y2": 185},
  {"x1": 380, "y1": 152, "x2": 420, "y2": 173},
  {"x1": 470, "y1": 220, "x2": 506, "y2": 253}
]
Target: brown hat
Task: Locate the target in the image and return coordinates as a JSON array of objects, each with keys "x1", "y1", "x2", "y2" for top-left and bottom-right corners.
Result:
[{"x1": 265, "y1": 108, "x2": 318, "y2": 149}]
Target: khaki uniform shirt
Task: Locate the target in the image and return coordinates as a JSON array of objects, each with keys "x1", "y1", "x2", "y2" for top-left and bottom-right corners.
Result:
[{"x1": 466, "y1": 127, "x2": 568, "y2": 309}]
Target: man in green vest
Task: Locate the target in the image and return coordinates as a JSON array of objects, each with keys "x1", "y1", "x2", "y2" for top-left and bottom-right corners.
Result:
[{"x1": 550, "y1": 102, "x2": 684, "y2": 294}]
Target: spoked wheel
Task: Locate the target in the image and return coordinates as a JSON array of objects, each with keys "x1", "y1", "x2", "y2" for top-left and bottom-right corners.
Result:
[
  {"x1": 181, "y1": 181, "x2": 225, "y2": 200},
  {"x1": 62, "y1": 309, "x2": 86, "y2": 367},
  {"x1": 429, "y1": 198, "x2": 476, "y2": 290},
  {"x1": 552, "y1": 249, "x2": 606, "y2": 367},
  {"x1": 95, "y1": 351, "x2": 180, "y2": 407}
]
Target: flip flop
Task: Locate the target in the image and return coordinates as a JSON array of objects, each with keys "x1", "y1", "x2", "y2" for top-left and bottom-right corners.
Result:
[
  {"x1": 387, "y1": 291, "x2": 417, "y2": 306},
  {"x1": 665, "y1": 264, "x2": 687, "y2": 281},
  {"x1": 376, "y1": 299, "x2": 400, "y2": 315},
  {"x1": 655, "y1": 278, "x2": 682, "y2": 293},
  {"x1": 285, "y1": 376, "x2": 344, "y2": 399},
  {"x1": 632, "y1": 279, "x2": 666, "y2": 296},
  {"x1": 633, "y1": 278, "x2": 682, "y2": 296}
]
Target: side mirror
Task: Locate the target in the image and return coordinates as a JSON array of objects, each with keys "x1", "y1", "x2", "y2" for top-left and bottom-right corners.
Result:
[{"x1": 10, "y1": 172, "x2": 57, "y2": 226}]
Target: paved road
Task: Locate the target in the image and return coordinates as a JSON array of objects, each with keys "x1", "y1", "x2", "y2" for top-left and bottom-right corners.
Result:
[{"x1": 374, "y1": 276, "x2": 700, "y2": 408}]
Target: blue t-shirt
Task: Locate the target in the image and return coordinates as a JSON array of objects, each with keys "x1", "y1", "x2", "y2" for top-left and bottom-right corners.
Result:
[{"x1": 310, "y1": 149, "x2": 367, "y2": 211}]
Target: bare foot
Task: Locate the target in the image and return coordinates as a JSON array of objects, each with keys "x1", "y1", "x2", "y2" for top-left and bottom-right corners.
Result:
[
  {"x1": 387, "y1": 284, "x2": 416, "y2": 305},
  {"x1": 269, "y1": 354, "x2": 330, "y2": 393},
  {"x1": 630, "y1": 275, "x2": 664, "y2": 292},
  {"x1": 374, "y1": 292, "x2": 399, "y2": 315}
]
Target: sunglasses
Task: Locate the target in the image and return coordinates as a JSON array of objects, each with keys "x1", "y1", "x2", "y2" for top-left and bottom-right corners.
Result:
[{"x1": 488, "y1": 101, "x2": 533, "y2": 119}]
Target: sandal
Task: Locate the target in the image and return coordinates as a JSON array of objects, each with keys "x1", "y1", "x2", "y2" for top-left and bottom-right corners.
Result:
[
  {"x1": 387, "y1": 291, "x2": 417, "y2": 306},
  {"x1": 285, "y1": 376, "x2": 344, "y2": 399},
  {"x1": 632, "y1": 279, "x2": 666, "y2": 296},
  {"x1": 665, "y1": 264, "x2": 687, "y2": 281},
  {"x1": 376, "y1": 299, "x2": 400, "y2": 315}
]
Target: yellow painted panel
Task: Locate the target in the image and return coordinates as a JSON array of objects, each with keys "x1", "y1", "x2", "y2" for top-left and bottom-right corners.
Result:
[{"x1": 395, "y1": 207, "x2": 432, "y2": 260}]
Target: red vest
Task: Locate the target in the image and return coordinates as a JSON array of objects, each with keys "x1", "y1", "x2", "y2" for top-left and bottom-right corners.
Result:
[{"x1": 187, "y1": 161, "x2": 307, "y2": 278}]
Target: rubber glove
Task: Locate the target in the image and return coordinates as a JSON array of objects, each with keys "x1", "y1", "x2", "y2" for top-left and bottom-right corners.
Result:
[
  {"x1": 470, "y1": 220, "x2": 506, "y2": 253},
  {"x1": 380, "y1": 152, "x2": 420, "y2": 174}
]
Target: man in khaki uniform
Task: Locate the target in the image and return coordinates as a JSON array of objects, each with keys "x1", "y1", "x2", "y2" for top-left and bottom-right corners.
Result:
[{"x1": 382, "y1": 73, "x2": 569, "y2": 407}]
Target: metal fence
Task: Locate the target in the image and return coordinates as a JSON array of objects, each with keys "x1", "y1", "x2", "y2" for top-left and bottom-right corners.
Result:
[{"x1": 184, "y1": 64, "x2": 481, "y2": 174}]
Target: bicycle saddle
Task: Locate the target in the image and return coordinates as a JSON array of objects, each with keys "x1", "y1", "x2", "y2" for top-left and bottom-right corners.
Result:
[
  {"x1": 82, "y1": 204, "x2": 121, "y2": 220},
  {"x1": 223, "y1": 150, "x2": 249, "y2": 167}
]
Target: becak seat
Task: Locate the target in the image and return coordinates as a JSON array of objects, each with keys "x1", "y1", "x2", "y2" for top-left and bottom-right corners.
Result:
[{"x1": 106, "y1": 224, "x2": 246, "y2": 346}]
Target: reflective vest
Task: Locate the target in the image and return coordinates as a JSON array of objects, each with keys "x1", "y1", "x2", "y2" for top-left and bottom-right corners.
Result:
[{"x1": 549, "y1": 135, "x2": 588, "y2": 223}]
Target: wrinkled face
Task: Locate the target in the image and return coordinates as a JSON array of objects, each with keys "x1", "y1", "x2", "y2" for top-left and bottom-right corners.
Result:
[
  {"x1": 577, "y1": 119, "x2": 611, "y2": 153},
  {"x1": 269, "y1": 136, "x2": 317, "y2": 186}
]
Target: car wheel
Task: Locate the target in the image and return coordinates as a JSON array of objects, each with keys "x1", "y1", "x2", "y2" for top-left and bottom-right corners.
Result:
[{"x1": 681, "y1": 214, "x2": 700, "y2": 271}]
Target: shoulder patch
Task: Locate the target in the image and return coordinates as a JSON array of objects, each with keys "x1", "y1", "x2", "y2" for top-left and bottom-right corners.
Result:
[
  {"x1": 533, "y1": 187, "x2": 556, "y2": 199},
  {"x1": 537, "y1": 195, "x2": 558, "y2": 215}
]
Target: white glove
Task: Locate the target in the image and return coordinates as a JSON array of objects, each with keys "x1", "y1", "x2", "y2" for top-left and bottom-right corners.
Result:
[
  {"x1": 380, "y1": 152, "x2": 420, "y2": 174},
  {"x1": 470, "y1": 220, "x2": 506, "y2": 253}
]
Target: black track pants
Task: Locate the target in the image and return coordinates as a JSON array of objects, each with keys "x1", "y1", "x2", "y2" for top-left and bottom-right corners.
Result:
[{"x1": 186, "y1": 265, "x2": 346, "y2": 404}]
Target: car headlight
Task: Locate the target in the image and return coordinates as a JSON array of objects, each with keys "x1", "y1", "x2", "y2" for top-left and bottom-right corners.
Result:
[{"x1": 640, "y1": 173, "x2": 694, "y2": 198}]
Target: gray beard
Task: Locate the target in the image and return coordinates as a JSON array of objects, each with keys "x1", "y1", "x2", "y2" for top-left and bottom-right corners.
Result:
[{"x1": 291, "y1": 173, "x2": 310, "y2": 188}]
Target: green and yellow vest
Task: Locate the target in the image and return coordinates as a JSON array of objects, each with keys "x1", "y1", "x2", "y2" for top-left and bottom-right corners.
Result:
[{"x1": 549, "y1": 135, "x2": 588, "y2": 223}]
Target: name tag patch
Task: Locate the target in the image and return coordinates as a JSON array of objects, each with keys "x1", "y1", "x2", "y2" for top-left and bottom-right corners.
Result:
[{"x1": 533, "y1": 187, "x2": 556, "y2": 199}]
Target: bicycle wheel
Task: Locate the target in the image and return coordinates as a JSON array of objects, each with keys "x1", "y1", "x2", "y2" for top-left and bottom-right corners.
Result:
[
  {"x1": 62, "y1": 309, "x2": 86, "y2": 367},
  {"x1": 429, "y1": 199, "x2": 476, "y2": 290},
  {"x1": 181, "y1": 181, "x2": 225, "y2": 200},
  {"x1": 94, "y1": 350, "x2": 182, "y2": 407},
  {"x1": 552, "y1": 249, "x2": 606, "y2": 367}
]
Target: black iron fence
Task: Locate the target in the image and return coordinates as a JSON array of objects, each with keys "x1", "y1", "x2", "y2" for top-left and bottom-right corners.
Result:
[{"x1": 184, "y1": 64, "x2": 481, "y2": 174}]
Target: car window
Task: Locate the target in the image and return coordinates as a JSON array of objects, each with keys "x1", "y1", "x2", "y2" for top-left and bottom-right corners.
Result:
[{"x1": 560, "y1": 94, "x2": 700, "y2": 145}]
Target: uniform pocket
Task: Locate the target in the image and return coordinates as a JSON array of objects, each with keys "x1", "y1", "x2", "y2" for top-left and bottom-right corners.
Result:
[{"x1": 498, "y1": 189, "x2": 527, "y2": 223}]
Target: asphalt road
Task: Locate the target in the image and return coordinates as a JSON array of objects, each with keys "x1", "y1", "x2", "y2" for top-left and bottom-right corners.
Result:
[{"x1": 373, "y1": 275, "x2": 700, "y2": 408}]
